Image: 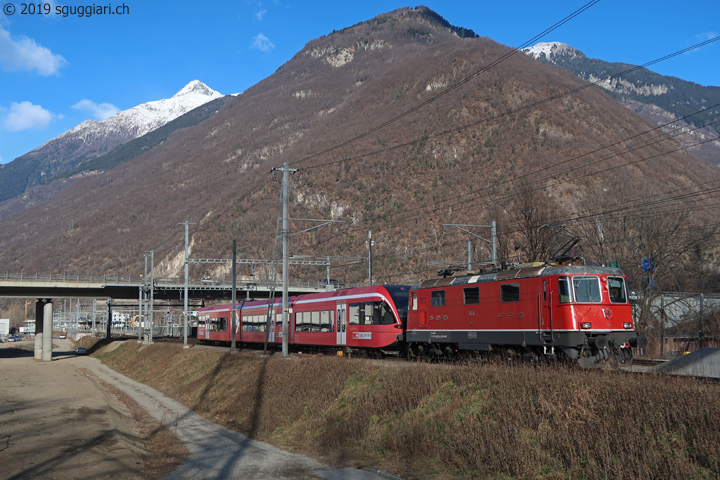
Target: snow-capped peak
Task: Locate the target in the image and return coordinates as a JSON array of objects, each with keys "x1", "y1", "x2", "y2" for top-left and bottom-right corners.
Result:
[
  {"x1": 48, "y1": 81, "x2": 223, "y2": 153},
  {"x1": 69, "y1": 80, "x2": 223, "y2": 140},
  {"x1": 173, "y1": 80, "x2": 220, "y2": 99},
  {"x1": 522, "y1": 42, "x2": 584, "y2": 62}
]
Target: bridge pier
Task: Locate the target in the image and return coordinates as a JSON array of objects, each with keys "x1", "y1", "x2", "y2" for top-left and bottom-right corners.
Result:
[
  {"x1": 33, "y1": 299, "x2": 53, "y2": 361},
  {"x1": 42, "y1": 301, "x2": 53, "y2": 361},
  {"x1": 34, "y1": 299, "x2": 45, "y2": 360}
]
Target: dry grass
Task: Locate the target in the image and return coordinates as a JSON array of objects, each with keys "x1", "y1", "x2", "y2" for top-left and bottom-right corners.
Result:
[{"x1": 96, "y1": 343, "x2": 720, "y2": 480}]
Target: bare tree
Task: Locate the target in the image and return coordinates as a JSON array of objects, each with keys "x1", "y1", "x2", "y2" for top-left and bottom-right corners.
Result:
[
  {"x1": 576, "y1": 176, "x2": 718, "y2": 341},
  {"x1": 512, "y1": 179, "x2": 558, "y2": 263}
]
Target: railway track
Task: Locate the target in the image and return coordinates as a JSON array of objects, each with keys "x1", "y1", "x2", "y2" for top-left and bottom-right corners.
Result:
[{"x1": 633, "y1": 358, "x2": 668, "y2": 367}]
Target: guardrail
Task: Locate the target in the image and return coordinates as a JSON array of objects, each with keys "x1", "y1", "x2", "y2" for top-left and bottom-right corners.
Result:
[
  {"x1": 0, "y1": 272, "x2": 362, "y2": 290},
  {"x1": 0, "y1": 272, "x2": 143, "y2": 283}
]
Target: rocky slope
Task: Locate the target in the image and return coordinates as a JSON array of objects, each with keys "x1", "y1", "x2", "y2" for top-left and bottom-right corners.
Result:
[{"x1": 523, "y1": 42, "x2": 720, "y2": 166}]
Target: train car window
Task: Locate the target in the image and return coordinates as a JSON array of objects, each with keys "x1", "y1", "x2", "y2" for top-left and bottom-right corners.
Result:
[
  {"x1": 212, "y1": 317, "x2": 228, "y2": 332},
  {"x1": 431, "y1": 290, "x2": 446, "y2": 307},
  {"x1": 349, "y1": 304, "x2": 360, "y2": 325},
  {"x1": 364, "y1": 302, "x2": 376, "y2": 324},
  {"x1": 411, "y1": 292, "x2": 418, "y2": 311},
  {"x1": 311, "y1": 311, "x2": 321, "y2": 329},
  {"x1": 500, "y1": 283, "x2": 520, "y2": 303},
  {"x1": 558, "y1": 277, "x2": 572, "y2": 303},
  {"x1": 463, "y1": 287, "x2": 480, "y2": 305},
  {"x1": 320, "y1": 311, "x2": 333, "y2": 332},
  {"x1": 573, "y1": 276, "x2": 601, "y2": 303},
  {"x1": 608, "y1": 277, "x2": 627, "y2": 303}
]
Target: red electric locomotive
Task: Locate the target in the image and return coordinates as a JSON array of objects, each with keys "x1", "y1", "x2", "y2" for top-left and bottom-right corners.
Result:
[
  {"x1": 405, "y1": 263, "x2": 647, "y2": 366},
  {"x1": 197, "y1": 285, "x2": 410, "y2": 353}
]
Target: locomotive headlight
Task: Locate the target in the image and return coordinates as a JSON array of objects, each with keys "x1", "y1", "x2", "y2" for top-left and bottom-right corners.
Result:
[
  {"x1": 581, "y1": 322, "x2": 592, "y2": 329},
  {"x1": 623, "y1": 322, "x2": 633, "y2": 329}
]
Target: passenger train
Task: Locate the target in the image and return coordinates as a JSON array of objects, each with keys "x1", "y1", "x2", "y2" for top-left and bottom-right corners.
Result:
[
  {"x1": 197, "y1": 285, "x2": 410, "y2": 354},
  {"x1": 196, "y1": 263, "x2": 646, "y2": 366}
]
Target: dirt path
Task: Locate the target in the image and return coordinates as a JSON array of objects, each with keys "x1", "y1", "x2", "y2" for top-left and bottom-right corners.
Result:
[
  {"x1": 0, "y1": 341, "x2": 153, "y2": 479},
  {"x1": 1, "y1": 340, "x2": 395, "y2": 480}
]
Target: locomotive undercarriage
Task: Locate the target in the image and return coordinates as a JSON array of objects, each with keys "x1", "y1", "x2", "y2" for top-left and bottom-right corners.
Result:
[{"x1": 403, "y1": 330, "x2": 647, "y2": 367}]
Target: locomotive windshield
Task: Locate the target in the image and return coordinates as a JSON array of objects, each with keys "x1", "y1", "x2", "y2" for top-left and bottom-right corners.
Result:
[
  {"x1": 572, "y1": 276, "x2": 602, "y2": 303},
  {"x1": 385, "y1": 286, "x2": 410, "y2": 320}
]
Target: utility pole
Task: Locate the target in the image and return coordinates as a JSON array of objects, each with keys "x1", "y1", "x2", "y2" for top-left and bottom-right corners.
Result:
[
  {"x1": 137, "y1": 274, "x2": 143, "y2": 343},
  {"x1": 444, "y1": 221, "x2": 498, "y2": 268},
  {"x1": 179, "y1": 221, "x2": 195, "y2": 348},
  {"x1": 466, "y1": 239, "x2": 472, "y2": 271},
  {"x1": 143, "y1": 253, "x2": 148, "y2": 344},
  {"x1": 367, "y1": 230, "x2": 374, "y2": 285},
  {"x1": 272, "y1": 163, "x2": 297, "y2": 357},
  {"x1": 699, "y1": 293, "x2": 704, "y2": 349},
  {"x1": 149, "y1": 249, "x2": 154, "y2": 344},
  {"x1": 231, "y1": 239, "x2": 237, "y2": 353}
]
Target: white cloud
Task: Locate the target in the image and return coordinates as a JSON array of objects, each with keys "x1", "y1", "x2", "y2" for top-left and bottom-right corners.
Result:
[
  {"x1": 696, "y1": 31, "x2": 718, "y2": 41},
  {"x1": 0, "y1": 25, "x2": 67, "y2": 75},
  {"x1": 72, "y1": 99, "x2": 121, "y2": 120},
  {"x1": 2, "y1": 101, "x2": 53, "y2": 131},
  {"x1": 252, "y1": 33, "x2": 275, "y2": 52},
  {"x1": 255, "y1": 8, "x2": 267, "y2": 20}
]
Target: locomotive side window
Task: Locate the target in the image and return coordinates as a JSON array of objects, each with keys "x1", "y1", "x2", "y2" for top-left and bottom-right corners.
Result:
[
  {"x1": 463, "y1": 286, "x2": 480, "y2": 305},
  {"x1": 500, "y1": 283, "x2": 520, "y2": 303},
  {"x1": 608, "y1": 277, "x2": 627, "y2": 303},
  {"x1": 431, "y1": 290, "x2": 446, "y2": 307},
  {"x1": 573, "y1": 276, "x2": 601, "y2": 303},
  {"x1": 558, "y1": 277, "x2": 572, "y2": 303},
  {"x1": 411, "y1": 292, "x2": 417, "y2": 311}
]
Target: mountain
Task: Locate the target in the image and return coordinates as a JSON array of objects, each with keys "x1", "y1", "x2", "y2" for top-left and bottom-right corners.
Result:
[
  {"x1": 522, "y1": 42, "x2": 720, "y2": 166},
  {"x1": 0, "y1": 80, "x2": 224, "y2": 204},
  {"x1": 0, "y1": 7, "x2": 717, "y2": 291}
]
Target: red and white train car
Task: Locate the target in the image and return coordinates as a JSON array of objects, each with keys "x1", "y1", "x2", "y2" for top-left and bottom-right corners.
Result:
[
  {"x1": 197, "y1": 285, "x2": 410, "y2": 353},
  {"x1": 406, "y1": 264, "x2": 646, "y2": 366}
]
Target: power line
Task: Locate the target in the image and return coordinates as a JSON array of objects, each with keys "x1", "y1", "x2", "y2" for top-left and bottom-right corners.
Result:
[
  {"x1": 300, "y1": 36, "x2": 720, "y2": 172},
  {"x1": 292, "y1": 1, "x2": 602, "y2": 169}
]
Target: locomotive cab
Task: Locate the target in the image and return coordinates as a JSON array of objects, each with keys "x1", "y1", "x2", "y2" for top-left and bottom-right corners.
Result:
[{"x1": 553, "y1": 271, "x2": 646, "y2": 365}]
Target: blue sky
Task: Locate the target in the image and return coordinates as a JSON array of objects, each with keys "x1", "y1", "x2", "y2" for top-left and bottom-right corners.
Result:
[{"x1": 0, "y1": 0, "x2": 718, "y2": 165}]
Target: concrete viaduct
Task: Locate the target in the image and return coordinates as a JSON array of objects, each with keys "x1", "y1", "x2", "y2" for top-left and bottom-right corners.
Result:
[{"x1": 0, "y1": 273, "x2": 328, "y2": 361}]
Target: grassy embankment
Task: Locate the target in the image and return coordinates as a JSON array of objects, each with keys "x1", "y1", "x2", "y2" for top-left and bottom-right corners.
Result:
[{"x1": 94, "y1": 342, "x2": 720, "y2": 480}]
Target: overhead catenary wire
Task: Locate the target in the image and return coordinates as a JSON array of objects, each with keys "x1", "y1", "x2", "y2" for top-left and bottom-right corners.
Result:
[
  {"x1": 207, "y1": 10, "x2": 720, "y2": 279},
  {"x1": 292, "y1": 0, "x2": 602, "y2": 169},
  {"x1": 224, "y1": 9, "x2": 720, "y2": 247}
]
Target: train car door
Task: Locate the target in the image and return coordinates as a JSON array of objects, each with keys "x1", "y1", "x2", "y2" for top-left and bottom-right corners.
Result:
[
  {"x1": 336, "y1": 304, "x2": 346, "y2": 346},
  {"x1": 204, "y1": 315, "x2": 210, "y2": 340},
  {"x1": 539, "y1": 279, "x2": 553, "y2": 342}
]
